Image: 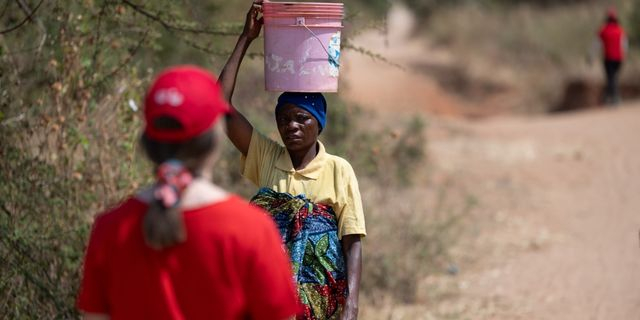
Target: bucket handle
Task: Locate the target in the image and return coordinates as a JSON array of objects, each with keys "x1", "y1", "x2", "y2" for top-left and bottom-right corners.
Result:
[{"x1": 296, "y1": 17, "x2": 340, "y2": 67}]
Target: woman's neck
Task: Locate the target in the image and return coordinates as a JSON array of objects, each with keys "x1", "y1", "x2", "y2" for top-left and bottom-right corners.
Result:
[
  {"x1": 289, "y1": 142, "x2": 319, "y2": 170},
  {"x1": 181, "y1": 179, "x2": 229, "y2": 208}
]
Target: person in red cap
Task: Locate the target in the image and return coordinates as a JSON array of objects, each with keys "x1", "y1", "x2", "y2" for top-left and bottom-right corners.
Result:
[
  {"x1": 76, "y1": 66, "x2": 299, "y2": 320},
  {"x1": 597, "y1": 7, "x2": 628, "y2": 105},
  {"x1": 219, "y1": 2, "x2": 366, "y2": 320}
]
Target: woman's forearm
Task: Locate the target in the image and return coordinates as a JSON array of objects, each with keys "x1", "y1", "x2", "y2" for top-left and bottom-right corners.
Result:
[
  {"x1": 341, "y1": 235, "x2": 362, "y2": 320},
  {"x1": 218, "y1": 34, "x2": 255, "y2": 155},
  {"x1": 217, "y1": 2, "x2": 262, "y2": 155},
  {"x1": 219, "y1": 1, "x2": 262, "y2": 102},
  {"x1": 219, "y1": 35, "x2": 253, "y2": 102}
]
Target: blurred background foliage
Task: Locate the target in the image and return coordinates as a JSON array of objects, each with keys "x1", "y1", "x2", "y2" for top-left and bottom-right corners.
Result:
[{"x1": 1, "y1": 0, "x2": 639, "y2": 317}]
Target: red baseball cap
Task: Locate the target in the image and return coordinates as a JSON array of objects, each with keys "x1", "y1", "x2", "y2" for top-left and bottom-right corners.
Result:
[{"x1": 144, "y1": 65, "x2": 230, "y2": 142}]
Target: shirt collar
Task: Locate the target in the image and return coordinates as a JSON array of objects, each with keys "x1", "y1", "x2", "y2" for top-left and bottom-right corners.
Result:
[{"x1": 275, "y1": 141, "x2": 328, "y2": 180}]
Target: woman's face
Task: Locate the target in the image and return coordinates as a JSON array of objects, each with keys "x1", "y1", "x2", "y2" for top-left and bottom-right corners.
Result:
[{"x1": 276, "y1": 104, "x2": 319, "y2": 153}]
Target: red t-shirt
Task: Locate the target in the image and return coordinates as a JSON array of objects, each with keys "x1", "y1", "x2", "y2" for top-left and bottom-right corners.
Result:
[
  {"x1": 77, "y1": 196, "x2": 299, "y2": 320},
  {"x1": 599, "y1": 22, "x2": 625, "y2": 61}
]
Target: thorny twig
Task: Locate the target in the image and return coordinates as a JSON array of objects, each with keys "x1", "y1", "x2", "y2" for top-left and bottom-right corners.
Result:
[
  {"x1": 15, "y1": 0, "x2": 47, "y2": 54},
  {"x1": 91, "y1": 0, "x2": 110, "y2": 72},
  {"x1": 0, "y1": 202, "x2": 11, "y2": 217},
  {"x1": 0, "y1": 1, "x2": 11, "y2": 20},
  {"x1": 343, "y1": 42, "x2": 405, "y2": 70},
  {"x1": 181, "y1": 37, "x2": 264, "y2": 59},
  {"x1": 120, "y1": 0, "x2": 238, "y2": 36},
  {"x1": 0, "y1": 0, "x2": 44, "y2": 34},
  {"x1": 91, "y1": 29, "x2": 150, "y2": 88}
]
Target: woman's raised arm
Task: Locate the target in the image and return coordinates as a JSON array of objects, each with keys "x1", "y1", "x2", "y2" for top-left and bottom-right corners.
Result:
[{"x1": 218, "y1": 1, "x2": 263, "y2": 156}]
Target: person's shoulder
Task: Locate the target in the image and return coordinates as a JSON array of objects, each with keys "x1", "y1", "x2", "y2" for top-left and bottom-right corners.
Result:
[
  {"x1": 93, "y1": 197, "x2": 144, "y2": 226},
  {"x1": 324, "y1": 151, "x2": 356, "y2": 174},
  {"x1": 88, "y1": 197, "x2": 145, "y2": 243}
]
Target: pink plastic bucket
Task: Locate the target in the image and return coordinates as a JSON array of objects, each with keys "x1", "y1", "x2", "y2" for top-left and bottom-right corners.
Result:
[{"x1": 263, "y1": 1, "x2": 344, "y2": 92}]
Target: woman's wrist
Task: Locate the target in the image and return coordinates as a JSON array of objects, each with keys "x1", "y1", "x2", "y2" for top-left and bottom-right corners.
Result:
[
  {"x1": 238, "y1": 33, "x2": 251, "y2": 44},
  {"x1": 342, "y1": 299, "x2": 359, "y2": 320}
]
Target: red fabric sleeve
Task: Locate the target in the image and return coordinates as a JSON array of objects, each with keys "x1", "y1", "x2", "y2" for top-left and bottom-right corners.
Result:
[
  {"x1": 245, "y1": 217, "x2": 300, "y2": 320},
  {"x1": 76, "y1": 215, "x2": 109, "y2": 314}
]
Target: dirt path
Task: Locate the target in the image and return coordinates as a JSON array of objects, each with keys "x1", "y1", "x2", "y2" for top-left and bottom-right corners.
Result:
[
  {"x1": 343, "y1": 7, "x2": 640, "y2": 319},
  {"x1": 423, "y1": 108, "x2": 640, "y2": 319}
]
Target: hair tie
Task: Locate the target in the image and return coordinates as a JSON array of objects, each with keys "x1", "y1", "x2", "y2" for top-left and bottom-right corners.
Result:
[{"x1": 154, "y1": 160, "x2": 193, "y2": 208}]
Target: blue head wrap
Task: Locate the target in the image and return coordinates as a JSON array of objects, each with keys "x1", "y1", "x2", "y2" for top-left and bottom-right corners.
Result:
[{"x1": 275, "y1": 92, "x2": 327, "y2": 132}]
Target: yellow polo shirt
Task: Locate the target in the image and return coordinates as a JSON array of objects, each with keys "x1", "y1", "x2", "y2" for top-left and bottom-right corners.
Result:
[{"x1": 241, "y1": 130, "x2": 366, "y2": 239}]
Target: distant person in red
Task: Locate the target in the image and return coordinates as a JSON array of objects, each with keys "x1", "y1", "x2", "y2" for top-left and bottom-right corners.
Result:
[
  {"x1": 76, "y1": 66, "x2": 299, "y2": 320},
  {"x1": 598, "y1": 8, "x2": 628, "y2": 105}
]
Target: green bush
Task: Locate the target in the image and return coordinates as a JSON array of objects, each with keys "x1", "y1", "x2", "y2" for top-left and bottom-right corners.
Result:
[
  {"x1": 0, "y1": 146, "x2": 90, "y2": 318},
  {"x1": 0, "y1": 1, "x2": 239, "y2": 317}
]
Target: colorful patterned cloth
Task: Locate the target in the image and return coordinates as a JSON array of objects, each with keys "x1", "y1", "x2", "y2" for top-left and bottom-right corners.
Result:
[{"x1": 251, "y1": 188, "x2": 347, "y2": 320}]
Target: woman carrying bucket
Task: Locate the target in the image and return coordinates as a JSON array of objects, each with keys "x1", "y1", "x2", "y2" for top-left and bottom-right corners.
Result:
[
  {"x1": 219, "y1": 1, "x2": 365, "y2": 320},
  {"x1": 76, "y1": 66, "x2": 299, "y2": 320}
]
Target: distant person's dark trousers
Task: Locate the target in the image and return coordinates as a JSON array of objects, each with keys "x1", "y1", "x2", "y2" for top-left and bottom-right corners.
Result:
[{"x1": 603, "y1": 59, "x2": 622, "y2": 105}]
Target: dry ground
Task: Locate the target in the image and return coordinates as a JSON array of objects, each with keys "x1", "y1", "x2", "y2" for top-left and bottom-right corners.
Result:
[{"x1": 342, "y1": 8, "x2": 640, "y2": 319}]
